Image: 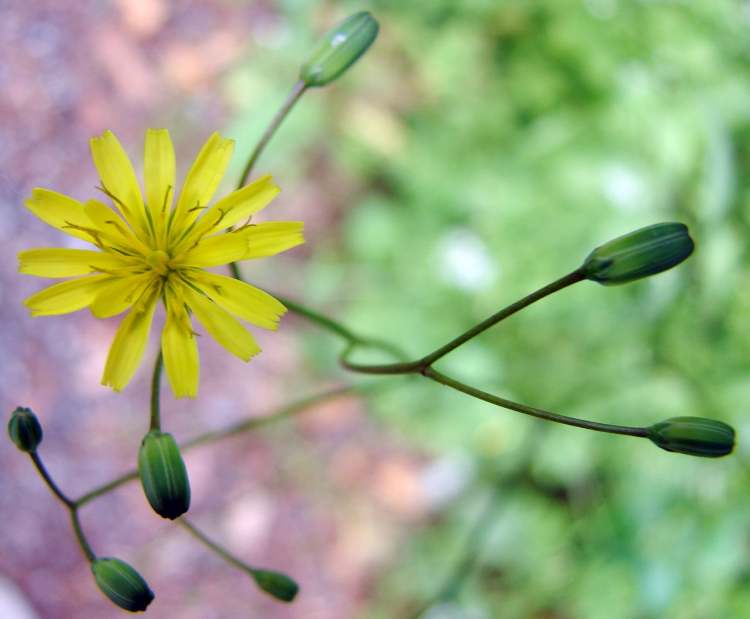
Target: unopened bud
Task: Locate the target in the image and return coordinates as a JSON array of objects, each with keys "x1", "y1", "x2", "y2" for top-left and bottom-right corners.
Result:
[
  {"x1": 92, "y1": 557, "x2": 155, "y2": 612},
  {"x1": 582, "y1": 222, "x2": 694, "y2": 285},
  {"x1": 138, "y1": 431, "x2": 191, "y2": 519},
  {"x1": 252, "y1": 569, "x2": 299, "y2": 602},
  {"x1": 300, "y1": 11, "x2": 379, "y2": 87},
  {"x1": 8, "y1": 406, "x2": 42, "y2": 453},
  {"x1": 648, "y1": 416, "x2": 735, "y2": 458}
]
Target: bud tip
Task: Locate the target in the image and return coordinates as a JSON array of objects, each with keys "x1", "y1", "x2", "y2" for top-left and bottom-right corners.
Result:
[{"x1": 8, "y1": 406, "x2": 43, "y2": 453}]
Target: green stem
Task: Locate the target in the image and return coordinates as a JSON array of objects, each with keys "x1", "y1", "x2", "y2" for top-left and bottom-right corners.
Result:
[
  {"x1": 178, "y1": 518, "x2": 257, "y2": 574},
  {"x1": 276, "y1": 294, "x2": 361, "y2": 342},
  {"x1": 71, "y1": 509, "x2": 96, "y2": 562},
  {"x1": 340, "y1": 269, "x2": 586, "y2": 374},
  {"x1": 30, "y1": 451, "x2": 75, "y2": 508},
  {"x1": 75, "y1": 383, "x2": 378, "y2": 507},
  {"x1": 235, "y1": 80, "x2": 308, "y2": 190},
  {"x1": 29, "y1": 452, "x2": 96, "y2": 562},
  {"x1": 74, "y1": 472, "x2": 140, "y2": 508},
  {"x1": 420, "y1": 269, "x2": 585, "y2": 366},
  {"x1": 424, "y1": 367, "x2": 649, "y2": 438},
  {"x1": 275, "y1": 294, "x2": 408, "y2": 361},
  {"x1": 149, "y1": 351, "x2": 163, "y2": 432}
]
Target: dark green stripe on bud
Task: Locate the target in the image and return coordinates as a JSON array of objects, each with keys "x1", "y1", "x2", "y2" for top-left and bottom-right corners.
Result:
[
  {"x1": 582, "y1": 222, "x2": 694, "y2": 285},
  {"x1": 300, "y1": 11, "x2": 379, "y2": 87},
  {"x1": 251, "y1": 569, "x2": 299, "y2": 602},
  {"x1": 648, "y1": 416, "x2": 735, "y2": 458},
  {"x1": 8, "y1": 406, "x2": 42, "y2": 453},
  {"x1": 92, "y1": 557, "x2": 155, "y2": 612},
  {"x1": 138, "y1": 430, "x2": 191, "y2": 519}
]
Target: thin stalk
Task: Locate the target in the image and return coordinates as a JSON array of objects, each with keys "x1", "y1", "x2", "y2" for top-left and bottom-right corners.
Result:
[
  {"x1": 30, "y1": 452, "x2": 75, "y2": 508},
  {"x1": 70, "y1": 509, "x2": 96, "y2": 562},
  {"x1": 29, "y1": 452, "x2": 96, "y2": 561},
  {"x1": 149, "y1": 351, "x2": 163, "y2": 431},
  {"x1": 419, "y1": 269, "x2": 585, "y2": 367},
  {"x1": 340, "y1": 269, "x2": 586, "y2": 374},
  {"x1": 182, "y1": 383, "x2": 366, "y2": 450},
  {"x1": 424, "y1": 367, "x2": 649, "y2": 438},
  {"x1": 75, "y1": 383, "x2": 378, "y2": 507},
  {"x1": 339, "y1": 341, "x2": 421, "y2": 375},
  {"x1": 236, "y1": 80, "x2": 308, "y2": 190},
  {"x1": 277, "y1": 294, "x2": 361, "y2": 341},
  {"x1": 178, "y1": 518, "x2": 256, "y2": 573},
  {"x1": 74, "y1": 471, "x2": 140, "y2": 508}
]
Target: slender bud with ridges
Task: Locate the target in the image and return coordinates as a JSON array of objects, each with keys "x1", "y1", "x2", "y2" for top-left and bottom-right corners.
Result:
[
  {"x1": 138, "y1": 430, "x2": 191, "y2": 519},
  {"x1": 648, "y1": 416, "x2": 735, "y2": 458},
  {"x1": 8, "y1": 406, "x2": 43, "y2": 453},
  {"x1": 251, "y1": 569, "x2": 299, "y2": 602},
  {"x1": 582, "y1": 222, "x2": 694, "y2": 285},
  {"x1": 92, "y1": 557, "x2": 155, "y2": 613},
  {"x1": 300, "y1": 12, "x2": 379, "y2": 87}
]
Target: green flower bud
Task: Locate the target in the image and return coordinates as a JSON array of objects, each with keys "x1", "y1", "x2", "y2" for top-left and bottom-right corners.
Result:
[
  {"x1": 92, "y1": 557, "x2": 155, "y2": 612},
  {"x1": 300, "y1": 11, "x2": 379, "y2": 87},
  {"x1": 582, "y1": 222, "x2": 694, "y2": 285},
  {"x1": 8, "y1": 406, "x2": 43, "y2": 453},
  {"x1": 648, "y1": 416, "x2": 735, "y2": 458},
  {"x1": 251, "y1": 569, "x2": 299, "y2": 602},
  {"x1": 138, "y1": 430, "x2": 191, "y2": 519}
]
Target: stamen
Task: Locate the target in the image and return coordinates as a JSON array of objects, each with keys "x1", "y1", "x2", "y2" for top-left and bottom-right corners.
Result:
[
  {"x1": 96, "y1": 184, "x2": 129, "y2": 213},
  {"x1": 188, "y1": 200, "x2": 206, "y2": 214},
  {"x1": 104, "y1": 219, "x2": 131, "y2": 237},
  {"x1": 62, "y1": 221, "x2": 104, "y2": 248},
  {"x1": 161, "y1": 185, "x2": 173, "y2": 216}
]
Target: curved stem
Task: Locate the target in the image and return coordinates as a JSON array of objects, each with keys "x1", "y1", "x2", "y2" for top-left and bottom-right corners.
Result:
[
  {"x1": 276, "y1": 294, "x2": 361, "y2": 342},
  {"x1": 29, "y1": 451, "x2": 96, "y2": 562},
  {"x1": 339, "y1": 341, "x2": 420, "y2": 374},
  {"x1": 30, "y1": 452, "x2": 75, "y2": 508},
  {"x1": 424, "y1": 367, "x2": 649, "y2": 438},
  {"x1": 149, "y1": 351, "x2": 163, "y2": 432},
  {"x1": 178, "y1": 518, "x2": 256, "y2": 573},
  {"x1": 235, "y1": 80, "x2": 308, "y2": 190}
]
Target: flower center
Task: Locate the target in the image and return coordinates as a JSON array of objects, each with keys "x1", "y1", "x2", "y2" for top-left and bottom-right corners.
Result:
[{"x1": 146, "y1": 250, "x2": 172, "y2": 276}]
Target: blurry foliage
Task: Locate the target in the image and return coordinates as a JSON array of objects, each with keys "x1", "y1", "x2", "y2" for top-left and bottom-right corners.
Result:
[{"x1": 227, "y1": 1, "x2": 750, "y2": 617}]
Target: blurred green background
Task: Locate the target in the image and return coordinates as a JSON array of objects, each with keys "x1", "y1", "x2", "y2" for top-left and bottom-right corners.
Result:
[
  {"x1": 3, "y1": 1, "x2": 749, "y2": 618},
  {"x1": 267, "y1": 2, "x2": 750, "y2": 617}
]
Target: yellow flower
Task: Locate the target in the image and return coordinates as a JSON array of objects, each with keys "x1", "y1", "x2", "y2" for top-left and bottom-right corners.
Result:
[{"x1": 19, "y1": 129, "x2": 303, "y2": 398}]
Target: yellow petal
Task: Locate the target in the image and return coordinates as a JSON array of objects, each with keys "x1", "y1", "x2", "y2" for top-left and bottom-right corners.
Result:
[
  {"x1": 143, "y1": 129, "x2": 175, "y2": 237},
  {"x1": 101, "y1": 291, "x2": 158, "y2": 392},
  {"x1": 24, "y1": 274, "x2": 111, "y2": 316},
  {"x1": 24, "y1": 189, "x2": 94, "y2": 243},
  {"x1": 175, "y1": 175, "x2": 280, "y2": 250},
  {"x1": 171, "y1": 132, "x2": 234, "y2": 234},
  {"x1": 90, "y1": 273, "x2": 154, "y2": 318},
  {"x1": 183, "y1": 286, "x2": 261, "y2": 361},
  {"x1": 90, "y1": 130, "x2": 147, "y2": 234},
  {"x1": 18, "y1": 248, "x2": 131, "y2": 278},
  {"x1": 242, "y1": 221, "x2": 304, "y2": 260},
  {"x1": 190, "y1": 271, "x2": 285, "y2": 330},
  {"x1": 179, "y1": 231, "x2": 249, "y2": 267},
  {"x1": 161, "y1": 297, "x2": 199, "y2": 398}
]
